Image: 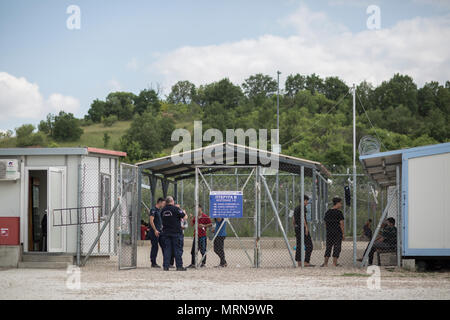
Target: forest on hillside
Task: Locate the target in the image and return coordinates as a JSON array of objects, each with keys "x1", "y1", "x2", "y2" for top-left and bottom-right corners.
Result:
[{"x1": 1, "y1": 73, "x2": 449, "y2": 170}]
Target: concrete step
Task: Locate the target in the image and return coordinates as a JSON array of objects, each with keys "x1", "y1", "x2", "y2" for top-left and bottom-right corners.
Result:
[
  {"x1": 18, "y1": 261, "x2": 70, "y2": 269},
  {"x1": 22, "y1": 253, "x2": 74, "y2": 263}
]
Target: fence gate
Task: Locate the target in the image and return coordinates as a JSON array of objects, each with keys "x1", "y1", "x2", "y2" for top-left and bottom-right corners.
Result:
[{"x1": 118, "y1": 163, "x2": 139, "y2": 270}]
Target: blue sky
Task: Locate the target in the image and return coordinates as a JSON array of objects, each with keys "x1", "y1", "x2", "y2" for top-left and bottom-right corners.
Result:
[{"x1": 1, "y1": 0, "x2": 450, "y2": 132}]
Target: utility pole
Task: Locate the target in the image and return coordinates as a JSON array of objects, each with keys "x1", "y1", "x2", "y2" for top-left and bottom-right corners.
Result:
[
  {"x1": 276, "y1": 71, "x2": 281, "y2": 221},
  {"x1": 352, "y1": 83, "x2": 357, "y2": 266}
]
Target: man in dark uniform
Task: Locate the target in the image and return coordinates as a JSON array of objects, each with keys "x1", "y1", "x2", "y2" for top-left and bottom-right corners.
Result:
[
  {"x1": 322, "y1": 197, "x2": 345, "y2": 267},
  {"x1": 160, "y1": 196, "x2": 188, "y2": 271},
  {"x1": 147, "y1": 197, "x2": 165, "y2": 268},
  {"x1": 293, "y1": 195, "x2": 314, "y2": 267}
]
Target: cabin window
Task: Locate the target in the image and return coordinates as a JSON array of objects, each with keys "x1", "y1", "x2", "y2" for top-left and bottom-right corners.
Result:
[{"x1": 100, "y1": 173, "x2": 111, "y2": 217}]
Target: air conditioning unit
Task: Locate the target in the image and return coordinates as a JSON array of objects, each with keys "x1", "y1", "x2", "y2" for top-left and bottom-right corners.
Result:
[{"x1": 0, "y1": 159, "x2": 20, "y2": 180}]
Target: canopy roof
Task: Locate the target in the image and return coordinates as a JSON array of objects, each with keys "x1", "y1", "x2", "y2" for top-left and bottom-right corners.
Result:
[
  {"x1": 136, "y1": 142, "x2": 330, "y2": 181},
  {"x1": 359, "y1": 142, "x2": 450, "y2": 187}
]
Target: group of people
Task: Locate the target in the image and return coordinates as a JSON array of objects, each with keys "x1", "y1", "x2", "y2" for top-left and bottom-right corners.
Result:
[
  {"x1": 143, "y1": 196, "x2": 228, "y2": 271},
  {"x1": 293, "y1": 195, "x2": 345, "y2": 267},
  {"x1": 294, "y1": 196, "x2": 397, "y2": 267},
  {"x1": 142, "y1": 194, "x2": 397, "y2": 270}
]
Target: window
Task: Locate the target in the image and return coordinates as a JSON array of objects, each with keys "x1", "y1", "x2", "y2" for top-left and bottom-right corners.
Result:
[{"x1": 100, "y1": 174, "x2": 111, "y2": 217}]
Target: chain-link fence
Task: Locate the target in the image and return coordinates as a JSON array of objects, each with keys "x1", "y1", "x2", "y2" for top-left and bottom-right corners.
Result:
[
  {"x1": 78, "y1": 159, "x2": 118, "y2": 259},
  {"x1": 325, "y1": 173, "x2": 401, "y2": 267},
  {"x1": 137, "y1": 165, "x2": 401, "y2": 269}
]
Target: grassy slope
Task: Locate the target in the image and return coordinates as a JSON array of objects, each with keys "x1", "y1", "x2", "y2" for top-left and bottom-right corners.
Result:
[
  {"x1": 0, "y1": 118, "x2": 194, "y2": 152},
  {"x1": 57, "y1": 121, "x2": 132, "y2": 149},
  {"x1": 0, "y1": 121, "x2": 132, "y2": 150}
]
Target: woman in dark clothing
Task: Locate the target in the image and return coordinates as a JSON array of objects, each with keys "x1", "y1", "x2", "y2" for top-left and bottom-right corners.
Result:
[{"x1": 293, "y1": 195, "x2": 314, "y2": 267}]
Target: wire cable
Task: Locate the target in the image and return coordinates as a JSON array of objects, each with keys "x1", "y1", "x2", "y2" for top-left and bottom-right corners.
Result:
[
  {"x1": 356, "y1": 92, "x2": 387, "y2": 152},
  {"x1": 282, "y1": 91, "x2": 350, "y2": 148}
]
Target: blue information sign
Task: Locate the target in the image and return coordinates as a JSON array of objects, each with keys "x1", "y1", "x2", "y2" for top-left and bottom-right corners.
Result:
[{"x1": 209, "y1": 191, "x2": 243, "y2": 218}]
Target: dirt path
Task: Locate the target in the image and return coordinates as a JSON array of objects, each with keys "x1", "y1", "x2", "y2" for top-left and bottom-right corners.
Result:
[{"x1": 1, "y1": 263, "x2": 449, "y2": 300}]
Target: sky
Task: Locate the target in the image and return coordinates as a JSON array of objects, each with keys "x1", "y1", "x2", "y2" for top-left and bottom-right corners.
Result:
[{"x1": 1, "y1": 0, "x2": 450, "y2": 132}]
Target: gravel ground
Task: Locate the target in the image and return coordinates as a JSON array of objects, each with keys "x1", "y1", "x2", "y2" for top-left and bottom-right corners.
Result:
[{"x1": 1, "y1": 246, "x2": 450, "y2": 300}]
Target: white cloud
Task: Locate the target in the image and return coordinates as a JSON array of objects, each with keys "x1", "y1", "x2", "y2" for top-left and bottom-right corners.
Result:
[
  {"x1": 0, "y1": 72, "x2": 80, "y2": 122},
  {"x1": 108, "y1": 78, "x2": 122, "y2": 91},
  {"x1": 47, "y1": 93, "x2": 80, "y2": 114},
  {"x1": 153, "y1": 4, "x2": 450, "y2": 89},
  {"x1": 0, "y1": 72, "x2": 44, "y2": 120}
]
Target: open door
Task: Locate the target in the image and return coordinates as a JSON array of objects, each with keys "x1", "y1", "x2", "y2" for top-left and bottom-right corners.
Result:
[{"x1": 47, "y1": 167, "x2": 66, "y2": 252}]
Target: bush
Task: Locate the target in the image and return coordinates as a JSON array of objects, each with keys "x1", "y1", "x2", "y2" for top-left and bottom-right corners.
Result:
[
  {"x1": 15, "y1": 124, "x2": 47, "y2": 147},
  {"x1": 102, "y1": 115, "x2": 118, "y2": 127}
]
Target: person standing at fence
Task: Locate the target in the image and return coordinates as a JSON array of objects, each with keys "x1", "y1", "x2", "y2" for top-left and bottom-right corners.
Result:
[
  {"x1": 141, "y1": 220, "x2": 149, "y2": 241},
  {"x1": 147, "y1": 197, "x2": 165, "y2": 268},
  {"x1": 321, "y1": 197, "x2": 345, "y2": 267},
  {"x1": 212, "y1": 218, "x2": 227, "y2": 268},
  {"x1": 363, "y1": 219, "x2": 373, "y2": 240},
  {"x1": 187, "y1": 205, "x2": 212, "y2": 268},
  {"x1": 160, "y1": 196, "x2": 188, "y2": 271},
  {"x1": 293, "y1": 195, "x2": 314, "y2": 267}
]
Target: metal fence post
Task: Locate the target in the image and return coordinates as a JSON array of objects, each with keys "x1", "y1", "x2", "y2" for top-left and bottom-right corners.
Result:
[
  {"x1": 285, "y1": 186, "x2": 289, "y2": 235},
  {"x1": 257, "y1": 167, "x2": 261, "y2": 268},
  {"x1": 76, "y1": 164, "x2": 81, "y2": 266},
  {"x1": 300, "y1": 166, "x2": 305, "y2": 268},
  {"x1": 396, "y1": 165, "x2": 402, "y2": 267},
  {"x1": 312, "y1": 170, "x2": 317, "y2": 241},
  {"x1": 194, "y1": 167, "x2": 199, "y2": 269},
  {"x1": 353, "y1": 173, "x2": 357, "y2": 267},
  {"x1": 254, "y1": 168, "x2": 258, "y2": 268}
]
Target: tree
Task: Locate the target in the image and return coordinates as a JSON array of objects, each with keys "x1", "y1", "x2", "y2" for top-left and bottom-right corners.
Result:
[
  {"x1": 15, "y1": 124, "x2": 46, "y2": 147},
  {"x1": 87, "y1": 99, "x2": 107, "y2": 123},
  {"x1": 104, "y1": 92, "x2": 136, "y2": 120},
  {"x1": 103, "y1": 133, "x2": 111, "y2": 147},
  {"x1": 323, "y1": 77, "x2": 349, "y2": 101},
  {"x1": 38, "y1": 114, "x2": 55, "y2": 136},
  {"x1": 202, "y1": 102, "x2": 236, "y2": 133},
  {"x1": 356, "y1": 81, "x2": 375, "y2": 111},
  {"x1": 195, "y1": 78, "x2": 244, "y2": 109},
  {"x1": 242, "y1": 74, "x2": 277, "y2": 103},
  {"x1": 121, "y1": 111, "x2": 175, "y2": 160},
  {"x1": 285, "y1": 74, "x2": 306, "y2": 97},
  {"x1": 0, "y1": 130, "x2": 13, "y2": 139},
  {"x1": 373, "y1": 74, "x2": 418, "y2": 113},
  {"x1": 167, "y1": 81, "x2": 196, "y2": 104},
  {"x1": 305, "y1": 73, "x2": 324, "y2": 95},
  {"x1": 52, "y1": 111, "x2": 84, "y2": 141},
  {"x1": 134, "y1": 89, "x2": 161, "y2": 115}
]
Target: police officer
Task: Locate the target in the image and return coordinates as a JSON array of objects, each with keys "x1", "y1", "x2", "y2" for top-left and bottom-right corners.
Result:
[
  {"x1": 148, "y1": 197, "x2": 165, "y2": 268},
  {"x1": 160, "y1": 196, "x2": 188, "y2": 271}
]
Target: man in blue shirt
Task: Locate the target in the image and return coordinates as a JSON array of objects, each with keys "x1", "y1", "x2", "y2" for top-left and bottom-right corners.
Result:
[
  {"x1": 213, "y1": 218, "x2": 227, "y2": 267},
  {"x1": 148, "y1": 197, "x2": 165, "y2": 268},
  {"x1": 160, "y1": 196, "x2": 188, "y2": 271}
]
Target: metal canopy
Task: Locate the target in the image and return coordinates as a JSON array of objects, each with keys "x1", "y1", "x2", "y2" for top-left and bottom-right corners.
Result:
[
  {"x1": 360, "y1": 150, "x2": 402, "y2": 187},
  {"x1": 135, "y1": 142, "x2": 330, "y2": 181},
  {"x1": 360, "y1": 142, "x2": 450, "y2": 187}
]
